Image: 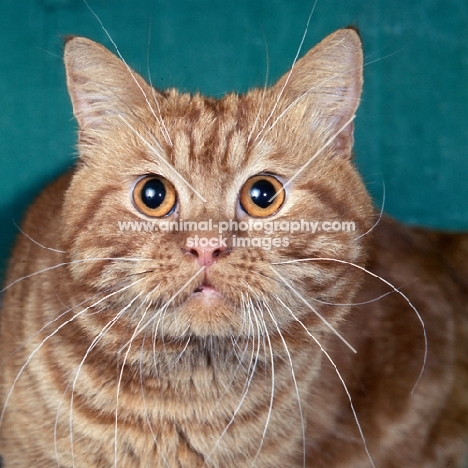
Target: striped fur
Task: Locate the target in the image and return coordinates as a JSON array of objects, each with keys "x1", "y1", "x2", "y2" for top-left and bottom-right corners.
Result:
[{"x1": 1, "y1": 29, "x2": 467, "y2": 467}]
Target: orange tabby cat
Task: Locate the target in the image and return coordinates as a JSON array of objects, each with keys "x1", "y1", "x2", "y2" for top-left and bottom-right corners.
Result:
[{"x1": 0, "y1": 28, "x2": 467, "y2": 467}]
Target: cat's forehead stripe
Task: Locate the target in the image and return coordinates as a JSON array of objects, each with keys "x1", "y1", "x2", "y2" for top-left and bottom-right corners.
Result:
[
  {"x1": 172, "y1": 130, "x2": 190, "y2": 171},
  {"x1": 162, "y1": 92, "x2": 254, "y2": 171}
]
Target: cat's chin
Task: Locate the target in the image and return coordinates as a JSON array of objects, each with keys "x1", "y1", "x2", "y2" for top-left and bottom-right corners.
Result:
[{"x1": 171, "y1": 289, "x2": 243, "y2": 337}]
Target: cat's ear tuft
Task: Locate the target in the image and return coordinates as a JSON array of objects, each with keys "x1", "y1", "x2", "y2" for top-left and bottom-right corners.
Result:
[
  {"x1": 272, "y1": 28, "x2": 363, "y2": 156},
  {"x1": 64, "y1": 37, "x2": 153, "y2": 130}
]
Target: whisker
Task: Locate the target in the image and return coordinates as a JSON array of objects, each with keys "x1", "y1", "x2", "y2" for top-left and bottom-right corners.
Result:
[
  {"x1": 151, "y1": 305, "x2": 167, "y2": 374},
  {"x1": 173, "y1": 336, "x2": 191, "y2": 366},
  {"x1": 247, "y1": 31, "x2": 270, "y2": 145},
  {"x1": 0, "y1": 257, "x2": 153, "y2": 293},
  {"x1": 0, "y1": 278, "x2": 143, "y2": 429},
  {"x1": 116, "y1": 285, "x2": 160, "y2": 355},
  {"x1": 273, "y1": 257, "x2": 427, "y2": 393},
  {"x1": 143, "y1": 24, "x2": 174, "y2": 148},
  {"x1": 118, "y1": 266, "x2": 206, "y2": 346},
  {"x1": 254, "y1": 0, "x2": 318, "y2": 143},
  {"x1": 82, "y1": 0, "x2": 173, "y2": 147},
  {"x1": 68, "y1": 287, "x2": 145, "y2": 466},
  {"x1": 4, "y1": 289, "x2": 108, "y2": 360},
  {"x1": 364, "y1": 46, "x2": 410, "y2": 68},
  {"x1": 137, "y1": 330, "x2": 171, "y2": 468},
  {"x1": 309, "y1": 287, "x2": 408, "y2": 307},
  {"x1": 266, "y1": 114, "x2": 356, "y2": 203},
  {"x1": 143, "y1": 330, "x2": 186, "y2": 458},
  {"x1": 114, "y1": 293, "x2": 151, "y2": 467},
  {"x1": 126, "y1": 269, "x2": 157, "y2": 278},
  {"x1": 355, "y1": 177, "x2": 386, "y2": 240},
  {"x1": 204, "y1": 296, "x2": 262, "y2": 465},
  {"x1": 269, "y1": 265, "x2": 357, "y2": 353},
  {"x1": 253, "y1": 265, "x2": 410, "y2": 308},
  {"x1": 13, "y1": 221, "x2": 67, "y2": 253},
  {"x1": 250, "y1": 300, "x2": 275, "y2": 467},
  {"x1": 54, "y1": 381, "x2": 72, "y2": 467},
  {"x1": 209, "y1": 306, "x2": 257, "y2": 432},
  {"x1": 262, "y1": 293, "x2": 306, "y2": 468},
  {"x1": 275, "y1": 295, "x2": 376, "y2": 468}
]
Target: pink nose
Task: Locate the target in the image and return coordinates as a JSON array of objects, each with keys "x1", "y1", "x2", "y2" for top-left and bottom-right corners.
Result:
[{"x1": 184, "y1": 244, "x2": 229, "y2": 267}]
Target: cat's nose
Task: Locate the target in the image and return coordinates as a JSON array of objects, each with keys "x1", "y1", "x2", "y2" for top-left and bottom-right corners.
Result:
[{"x1": 183, "y1": 244, "x2": 230, "y2": 267}]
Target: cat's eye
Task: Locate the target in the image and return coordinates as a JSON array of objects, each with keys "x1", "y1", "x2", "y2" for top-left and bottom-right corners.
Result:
[
  {"x1": 132, "y1": 175, "x2": 177, "y2": 217},
  {"x1": 239, "y1": 175, "x2": 285, "y2": 217}
]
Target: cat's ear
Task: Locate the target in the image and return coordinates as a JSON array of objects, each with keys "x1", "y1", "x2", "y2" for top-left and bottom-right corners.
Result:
[
  {"x1": 64, "y1": 37, "x2": 154, "y2": 130},
  {"x1": 271, "y1": 28, "x2": 363, "y2": 156}
]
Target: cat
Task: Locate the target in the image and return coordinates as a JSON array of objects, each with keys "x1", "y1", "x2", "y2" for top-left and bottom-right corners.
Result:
[{"x1": 1, "y1": 26, "x2": 468, "y2": 468}]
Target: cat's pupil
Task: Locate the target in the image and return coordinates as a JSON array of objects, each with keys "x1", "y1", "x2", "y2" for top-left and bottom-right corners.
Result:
[
  {"x1": 141, "y1": 178, "x2": 166, "y2": 209},
  {"x1": 250, "y1": 179, "x2": 276, "y2": 209}
]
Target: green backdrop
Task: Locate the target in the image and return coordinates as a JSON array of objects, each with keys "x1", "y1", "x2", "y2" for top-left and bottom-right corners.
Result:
[{"x1": 1, "y1": 0, "x2": 467, "y2": 277}]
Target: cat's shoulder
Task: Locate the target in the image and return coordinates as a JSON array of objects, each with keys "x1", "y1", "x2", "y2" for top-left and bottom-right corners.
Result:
[{"x1": 369, "y1": 216, "x2": 468, "y2": 307}]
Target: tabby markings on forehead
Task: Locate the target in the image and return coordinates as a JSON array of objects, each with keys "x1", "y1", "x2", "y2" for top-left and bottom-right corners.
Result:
[
  {"x1": 119, "y1": 115, "x2": 207, "y2": 202},
  {"x1": 173, "y1": 131, "x2": 191, "y2": 171},
  {"x1": 191, "y1": 115, "x2": 213, "y2": 159},
  {"x1": 225, "y1": 131, "x2": 248, "y2": 171}
]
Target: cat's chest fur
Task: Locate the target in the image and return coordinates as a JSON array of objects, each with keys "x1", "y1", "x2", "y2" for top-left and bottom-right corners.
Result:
[{"x1": 1, "y1": 29, "x2": 468, "y2": 468}]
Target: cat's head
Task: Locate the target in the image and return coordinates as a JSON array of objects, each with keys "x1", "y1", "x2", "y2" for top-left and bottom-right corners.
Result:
[{"x1": 60, "y1": 29, "x2": 374, "y2": 344}]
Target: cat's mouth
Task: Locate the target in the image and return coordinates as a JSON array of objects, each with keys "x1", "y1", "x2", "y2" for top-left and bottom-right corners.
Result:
[{"x1": 192, "y1": 283, "x2": 222, "y2": 299}]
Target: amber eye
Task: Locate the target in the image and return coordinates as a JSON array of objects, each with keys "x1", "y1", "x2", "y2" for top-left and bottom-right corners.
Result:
[
  {"x1": 132, "y1": 176, "x2": 177, "y2": 217},
  {"x1": 239, "y1": 175, "x2": 285, "y2": 217}
]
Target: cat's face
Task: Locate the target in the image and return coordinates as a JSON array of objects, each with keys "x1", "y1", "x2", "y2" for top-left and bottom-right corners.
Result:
[{"x1": 60, "y1": 30, "x2": 374, "y2": 343}]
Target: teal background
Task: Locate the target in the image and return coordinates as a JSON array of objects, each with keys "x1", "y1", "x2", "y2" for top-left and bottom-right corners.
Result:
[{"x1": 0, "y1": 0, "x2": 467, "y2": 277}]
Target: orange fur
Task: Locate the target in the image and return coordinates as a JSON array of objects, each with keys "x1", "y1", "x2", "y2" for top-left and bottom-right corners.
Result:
[{"x1": 0, "y1": 29, "x2": 467, "y2": 467}]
